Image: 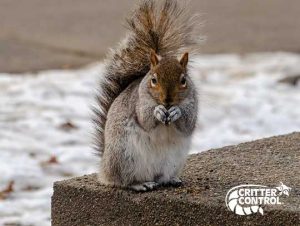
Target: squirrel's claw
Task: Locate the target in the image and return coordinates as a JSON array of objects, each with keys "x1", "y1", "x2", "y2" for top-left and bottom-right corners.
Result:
[
  {"x1": 154, "y1": 105, "x2": 182, "y2": 125},
  {"x1": 154, "y1": 105, "x2": 168, "y2": 124},
  {"x1": 167, "y1": 106, "x2": 182, "y2": 123}
]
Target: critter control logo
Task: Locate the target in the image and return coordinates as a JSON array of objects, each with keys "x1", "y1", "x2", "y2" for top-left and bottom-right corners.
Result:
[{"x1": 225, "y1": 182, "x2": 291, "y2": 215}]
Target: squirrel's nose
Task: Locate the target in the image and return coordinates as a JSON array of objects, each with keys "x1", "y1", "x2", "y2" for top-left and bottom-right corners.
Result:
[
  {"x1": 160, "y1": 92, "x2": 173, "y2": 108},
  {"x1": 165, "y1": 97, "x2": 172, "y2": 103},
  {"x1": 163, "y1": 96, "x2": 173, "y2": 109}
]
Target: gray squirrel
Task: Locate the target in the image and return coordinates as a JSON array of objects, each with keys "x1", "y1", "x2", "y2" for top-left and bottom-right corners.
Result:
[{"x1": 93, "y1": 0, "x2": 199, "y2": 191}]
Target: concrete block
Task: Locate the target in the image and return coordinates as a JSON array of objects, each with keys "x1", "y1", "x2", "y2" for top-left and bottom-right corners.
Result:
[{"x1": 52, "y1": 133, "x2": 300, "y2": 225}]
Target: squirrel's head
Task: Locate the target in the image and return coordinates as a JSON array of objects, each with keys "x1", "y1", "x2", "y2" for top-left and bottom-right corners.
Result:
[{"x1": 147, "y1": 50, "x2": 190, "y2": 108}]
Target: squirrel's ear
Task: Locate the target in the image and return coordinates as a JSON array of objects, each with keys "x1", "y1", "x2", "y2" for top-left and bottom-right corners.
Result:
[
  {"x1": 180, "y1": 52, "x2": 189, "y2": 69},
  {"x1": 150, "y1": 49, "x2": 159, "y2": 67}
]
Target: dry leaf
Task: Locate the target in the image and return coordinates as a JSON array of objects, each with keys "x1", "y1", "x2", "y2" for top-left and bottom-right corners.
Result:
[
  {"x1": 0, "y1": 181, "x2": 14, "y2": 200},
  {"x1": 40, "y1": 155, "x2": 59, "y2": 167},
  {"x1": 59, "y1": 121, "x2": 78, "y2": 131}
]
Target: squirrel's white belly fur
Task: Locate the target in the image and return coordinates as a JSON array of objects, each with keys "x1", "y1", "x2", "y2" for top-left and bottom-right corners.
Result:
[{"x1": 126, "y1": 120, "x2": 191, "y2": 183}]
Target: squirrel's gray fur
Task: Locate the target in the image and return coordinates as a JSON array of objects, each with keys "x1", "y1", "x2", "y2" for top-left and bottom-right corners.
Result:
[{"x1": 93, "y1": 0, "x2": 200, "y2": 191}]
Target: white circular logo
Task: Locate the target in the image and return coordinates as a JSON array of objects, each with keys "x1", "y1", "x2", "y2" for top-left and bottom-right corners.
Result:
[{"x1": 225, "y1": 182, "x2": 291, "y2": 215}]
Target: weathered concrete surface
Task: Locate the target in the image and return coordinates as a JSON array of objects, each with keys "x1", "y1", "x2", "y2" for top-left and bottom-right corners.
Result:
[
  {"x1": 52, "y1": 133, "x2": 300, "y2": 226},
  {"x1": 2, "y1": 0, "x2": 300, "y2": 72}
]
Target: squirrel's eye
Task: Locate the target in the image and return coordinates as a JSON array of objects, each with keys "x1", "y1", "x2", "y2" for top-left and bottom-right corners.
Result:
[
  {"x1": 180, "y1": 76, "x2": 187, "y2": 87},
  {"x1": 151, "y1": 78, "x2": 157, "y2": 87}
]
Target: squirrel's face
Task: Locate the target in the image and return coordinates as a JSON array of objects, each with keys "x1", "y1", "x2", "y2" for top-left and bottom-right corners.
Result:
[{"x1": 147, "y1": 51, "x2": 190, "y2": 108}]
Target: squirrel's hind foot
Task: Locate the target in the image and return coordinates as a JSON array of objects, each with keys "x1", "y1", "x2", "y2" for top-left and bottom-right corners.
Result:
[
  {"x1": 161, "y1": 177, "x2": 183, "y2": 188},
  {"x1": 168, "y1": 177, "x2": 182, "y2": 187},
  {"x1": 129, "y1": 181, "x2": 159, "y2": 192}
]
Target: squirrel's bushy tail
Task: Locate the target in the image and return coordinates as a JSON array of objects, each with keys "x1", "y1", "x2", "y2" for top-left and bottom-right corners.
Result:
[{"x1": 93, "y1": 0, "x2": 200, "y2": 155}]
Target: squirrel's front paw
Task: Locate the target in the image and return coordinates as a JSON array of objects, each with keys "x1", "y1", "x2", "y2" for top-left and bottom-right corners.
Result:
[
  {"x1": 167, "y1": 106, "x2": 182, "y2": 123},
  {"x1": 154, "y1": 105, "x2": 168, "y2": 124}
]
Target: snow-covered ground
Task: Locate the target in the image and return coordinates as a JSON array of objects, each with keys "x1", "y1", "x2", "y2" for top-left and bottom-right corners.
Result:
[{"x1": 0, "y1": 53, "x2": 300, "y2": 225}]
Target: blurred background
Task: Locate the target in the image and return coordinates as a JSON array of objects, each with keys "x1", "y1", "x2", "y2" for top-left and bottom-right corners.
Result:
[
  {"x1": 0, "y1": 0, "x2": 300, "y2": 225},
  {"x1": 1, "y1": 0, "x2": 300, "y2": 72}
]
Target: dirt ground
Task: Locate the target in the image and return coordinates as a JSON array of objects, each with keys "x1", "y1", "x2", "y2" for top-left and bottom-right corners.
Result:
[{"x1": 1, "y1": 0, "x2": 300, "y2": 73}]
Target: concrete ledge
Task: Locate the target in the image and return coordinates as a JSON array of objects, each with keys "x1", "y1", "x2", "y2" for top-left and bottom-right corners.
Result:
[{"x1": 52, "y1": 133, "x2": 300, "y2": 225}]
